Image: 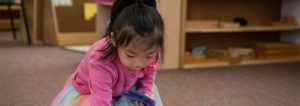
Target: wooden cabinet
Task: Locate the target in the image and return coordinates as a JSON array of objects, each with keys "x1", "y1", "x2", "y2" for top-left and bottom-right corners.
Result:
[
  {"x1": 42, "y1": 0, "x2": 97, "y2": 45},
  {"x1": 180, "y1": 0, "x2": 300, "y2": 69},
  {"x1": 0, "y1": 5, "x2": 21, "y2": 30}
]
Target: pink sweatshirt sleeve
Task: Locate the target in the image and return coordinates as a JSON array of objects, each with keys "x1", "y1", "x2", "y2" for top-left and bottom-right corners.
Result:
[
  {"x1": 138, "y1": 69, "x2": 156, "y2": 96},
  {"x1": 88, "y1": 59, "x2": 114, "y2": 106},
  {"x1": 138, "y1": 52, "x2": 160, "y2": 96}
]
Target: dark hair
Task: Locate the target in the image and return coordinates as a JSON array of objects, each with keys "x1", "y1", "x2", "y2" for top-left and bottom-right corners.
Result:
[{"x1": 100, "y1": 0, "x2": 165, "y2": 61}]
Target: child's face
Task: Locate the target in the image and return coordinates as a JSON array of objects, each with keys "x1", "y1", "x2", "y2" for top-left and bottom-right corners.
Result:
[{"x1": 117, "y1": 40, "x2": 157, "y2": 71}]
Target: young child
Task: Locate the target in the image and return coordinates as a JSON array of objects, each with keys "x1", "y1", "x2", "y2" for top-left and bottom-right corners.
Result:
[{"x1": 51, "y1": 0, "x2": 164, "y2": 106}]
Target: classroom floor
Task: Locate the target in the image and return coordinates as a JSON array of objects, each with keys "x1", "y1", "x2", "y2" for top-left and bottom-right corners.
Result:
[{"x1": 1, "y1": 32, "x2": 300, "y2": 106}]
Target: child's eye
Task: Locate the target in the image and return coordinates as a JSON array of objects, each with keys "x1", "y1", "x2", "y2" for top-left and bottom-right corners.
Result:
[
  {"x1": 126, "y1": 54, "x2": 135, "y2": 58},
  {"x1": 146, "y1": 56, "x2": 153, "y2": 59}
]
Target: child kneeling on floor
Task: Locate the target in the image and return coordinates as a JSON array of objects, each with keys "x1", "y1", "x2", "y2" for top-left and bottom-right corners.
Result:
[{"x1": 51, "y1": 0, "x2": 164, "y2": 106}]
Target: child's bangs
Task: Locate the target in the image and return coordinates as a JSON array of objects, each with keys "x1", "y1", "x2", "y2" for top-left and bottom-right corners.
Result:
[
  {"x1": 116, "y1": 26, "x2": 138, "y2": 47},
  {"x1": 117, "y1": 26, "x2": 163, "y2": 50}
]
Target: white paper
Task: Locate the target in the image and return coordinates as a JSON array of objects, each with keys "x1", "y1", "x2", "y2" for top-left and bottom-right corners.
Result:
[{"x1": 52, "y1": 0, "x2": 73, "y2": 7}]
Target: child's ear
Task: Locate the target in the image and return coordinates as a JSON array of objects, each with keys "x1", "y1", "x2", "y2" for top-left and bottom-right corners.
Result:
[{"x1": 110, "y1": 32, "x2": 117, "y2": 47}]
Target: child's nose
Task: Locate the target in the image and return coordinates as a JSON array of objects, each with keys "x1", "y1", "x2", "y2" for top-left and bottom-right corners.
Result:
[{"x1": 134, "y1": 59, "x2": 146, "y2": 68}]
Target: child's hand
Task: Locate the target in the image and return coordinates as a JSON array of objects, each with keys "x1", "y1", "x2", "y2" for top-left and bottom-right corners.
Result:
[
  {"x1": 145, "y1": 93, "x2": 154, "y2": 99},
  {"x1": 135, "y1": 101, "x2": 145, "y2": 106}
]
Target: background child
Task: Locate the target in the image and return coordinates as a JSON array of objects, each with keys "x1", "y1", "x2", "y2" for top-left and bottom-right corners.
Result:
[{"x1": 51, "y1": 0, "x2": 164, "y2": 105}]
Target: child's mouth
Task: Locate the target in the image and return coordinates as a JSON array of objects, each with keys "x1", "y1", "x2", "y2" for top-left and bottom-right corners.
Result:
[{"x1": 128, "y1": 67, "x2": 140, "y2": 71}]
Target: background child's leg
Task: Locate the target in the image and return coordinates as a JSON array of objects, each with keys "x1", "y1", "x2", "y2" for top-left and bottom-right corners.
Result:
[{"x1": 153, "y1": 84, "x2": 163, "y2": 106}]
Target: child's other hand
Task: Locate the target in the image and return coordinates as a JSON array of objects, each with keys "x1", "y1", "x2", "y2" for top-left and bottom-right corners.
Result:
[{"x1": 135, "y1": 101, "x2": 145, "y2": 106}]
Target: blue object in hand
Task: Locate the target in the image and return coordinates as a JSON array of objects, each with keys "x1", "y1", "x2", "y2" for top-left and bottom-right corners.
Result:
[{"x1": 124, "y1": 91, "x2": 156, "y2": 106}]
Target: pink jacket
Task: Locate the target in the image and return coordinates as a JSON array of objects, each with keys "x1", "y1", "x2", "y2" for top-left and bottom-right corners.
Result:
[{"x1": 71, "y1": 38, "x2": 159, "y2": 106}]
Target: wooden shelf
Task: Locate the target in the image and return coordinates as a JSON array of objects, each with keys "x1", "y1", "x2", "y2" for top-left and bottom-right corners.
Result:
[
  {"x1": 185, "y1": 26, "x2": 300, "y2": 33},
  {"x1": 184, "y1": 62, "x2": 229, "y2": 68},
  {"x1": 97, "y1": 2, "x2": 113, "y2": 7},
  {"x1": 178, "y1": 0, "x2": 300, "y2": 69},
  {"x1": 183, "y1": 57, "x2": 300, "y2": 69},
  {"x1": 0, "y1": 19, "x2": 21, "y2": 29},
  {"x1": 0, "y1": 5, "x2": 21, "y2": 11}
]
